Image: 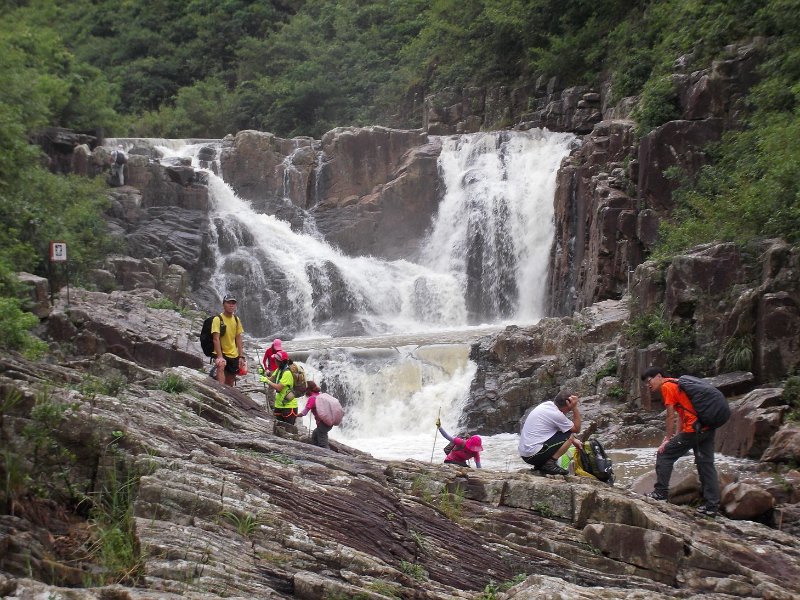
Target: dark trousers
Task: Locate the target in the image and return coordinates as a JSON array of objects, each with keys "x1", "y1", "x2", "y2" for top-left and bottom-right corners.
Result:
[
  {"x1": 521, "y1": 430, "x2": 570, "y2": 468},
  {"x1": 311, "y1": 422, "x2": 333, "y2": 449},
  {"x1": 654, "y1": 429, "x2": 720, "y2": 508}
]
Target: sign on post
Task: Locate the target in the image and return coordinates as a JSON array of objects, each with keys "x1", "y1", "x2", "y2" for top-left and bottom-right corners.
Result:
[
  {"x1": 49, "y1": 241, "x2": 70, "y2": 305},
  {"x1": 50, "y1": 241, "x2": 68, "y2": 262}
]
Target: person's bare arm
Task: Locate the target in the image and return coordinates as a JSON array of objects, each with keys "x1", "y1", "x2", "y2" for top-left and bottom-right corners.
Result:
[{"x1": 569, "y1": 396, "x2": 582, "y2": 433}]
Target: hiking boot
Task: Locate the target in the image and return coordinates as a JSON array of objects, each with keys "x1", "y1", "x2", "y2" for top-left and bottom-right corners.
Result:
[
  {"x1": 539, "y1": 459, "x2": 568, "y2": 476},
  {"x1": 644, "y1": 490, "x2": 668, "y2": 501},
  {"x1": 695, "y1": 504, "x2": 718, "y2": 518}
]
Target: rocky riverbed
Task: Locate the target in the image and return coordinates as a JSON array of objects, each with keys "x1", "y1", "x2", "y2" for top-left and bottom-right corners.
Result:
[{"x1": 1, "y1": 288, "x2": 799, "y2": 599}]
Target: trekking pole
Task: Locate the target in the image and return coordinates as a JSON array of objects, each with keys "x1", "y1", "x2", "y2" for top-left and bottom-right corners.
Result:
[{"x1": 430, "y1": 407, "x2": 441, "y2": 463}]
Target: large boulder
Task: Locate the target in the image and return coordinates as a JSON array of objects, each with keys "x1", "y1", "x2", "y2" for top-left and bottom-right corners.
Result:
[
  {"x1": 761, "y1": 426, "x2": 800, "y2": 464},
  {"x1": 718, "y1": 388, "x2": 787, "y2": 458},
  {"x1": 16, "y1": 272, "x2": 51, "y2": 318},
  {"x1": 312, "y1": 134, "x2": 442, "y2": 259},
  {"x1": 218, "y1": 130, "x2": 317, "y2": 211},
  {"x1": 43, "y1": 288, "x2": 203, "y2": 370}
]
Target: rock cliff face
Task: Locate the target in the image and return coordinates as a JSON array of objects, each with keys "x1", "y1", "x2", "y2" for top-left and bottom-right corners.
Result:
[
  {"x1": 2, "y1": 291, "x2": 800, "y2": 599},
  {"x1": 219, "y1": 127, "x2": 442, "y2": 260},
  {"x1": 545, "y1": 40, "x2": 766, "y2": 317},
  {"x1": 629, "y1": 240, "x2": 800, "y2": 385}
]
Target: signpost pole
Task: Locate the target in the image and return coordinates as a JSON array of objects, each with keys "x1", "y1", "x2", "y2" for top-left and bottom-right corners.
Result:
[{"x1": 49, "y1": 241, "x2": 69, "y2": 306}]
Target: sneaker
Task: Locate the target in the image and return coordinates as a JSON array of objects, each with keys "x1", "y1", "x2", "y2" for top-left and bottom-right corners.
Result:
[
  {"x1": 644, "y1": 491, "x2": 668, "y2": 501},
  {"x1": 695, "y1": 505, "x2": 718, "y2": 518},
  {"x1": 539, "y1": 459, "x2": 568, "y2": 476}
]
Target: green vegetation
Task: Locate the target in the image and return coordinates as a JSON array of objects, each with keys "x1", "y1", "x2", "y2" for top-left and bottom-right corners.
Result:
[
  {"x1": 606, "y1": 385, "x2": 626, "y2": 401},
  {"x1": 80, "y1": 374, "x2": 128, "y2": 400},
  {"x1": 722, "y1": 335, "x2": 755, "y2": 371},
  {"x1": 86, "y1": 461, "x2": 142, "y2": 584},
  {"x1": 437, "y1": 484, "x2": 465, "y2": 522},
  {"x1": 399, "y1": 559, "x2": 428, "y2": 581},
  {"x1": 625, "y1": 305, "x2": 708, "y2": 374},
  {"x1": 480, "y1": 576, "x2": 526, "y2": 600},
  {"x1": 0, "y1": 298, "x2": 48, "y2": 359},
  {"x1": 531, "y1": 501, "x2": 556, "y2": 518},
  {"x1": 147, "y1": 297, "x2": 180, "y2": 311},
  {"x1": 147, "y1": 297, "x2": 192, "y2": 317},
  {"x1": 367, "y1": 580, "x2": 402, "y2": 598},
  {"x1": 219, "y1": 510, "x2": 265, "y2": 538},
  {"x1": 595, "y1": 358, "x2": 619, "y2": 382},
  {"x1": 156, "y1": 373, "x2": 190, "y2": 394}
]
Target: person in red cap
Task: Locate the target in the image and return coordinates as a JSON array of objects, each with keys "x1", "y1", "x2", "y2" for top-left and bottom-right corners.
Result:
[
  {"x1": 260, "y1": 338, "x2": 283, "y2": 374},
  {"x1": 266, "y1": 350, "x2": 299, "y2": 423},
  {"x1": 436, "y1": 417, "x2": 483, "y2": 468}
]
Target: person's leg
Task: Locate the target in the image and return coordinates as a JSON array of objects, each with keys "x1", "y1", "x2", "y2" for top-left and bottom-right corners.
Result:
[
  {"x1": 653, "y1": 433, "x2": 693, "y2": 497},
  {"x1": 521, "y1": 432, "x2": 571, "y2": 474},
  {"x1": 223, "y1": 357, "x2": 239, "y2": 387},
  {"x1": 693, "y1": 429, "x2": 720, "y2": 510},
  {"x1": 314, "y1": 423, "x2": 332, "y2": 448},
  {"x1": 551, "y1": 435, "x2": 575, "y2": 460},
  {"x1": 216, "y1": 356, "x2": 226, "y2": 384}
]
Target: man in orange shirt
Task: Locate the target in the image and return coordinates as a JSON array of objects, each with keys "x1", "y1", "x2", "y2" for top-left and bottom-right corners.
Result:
[{"x1": 640, "y1": 366, "x2": 720, "y2": 518}]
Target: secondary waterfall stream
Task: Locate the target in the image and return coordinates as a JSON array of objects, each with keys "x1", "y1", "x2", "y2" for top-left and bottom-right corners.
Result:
[{"x1": 110, "y1": 130, "x2": 579, "y2": 472}]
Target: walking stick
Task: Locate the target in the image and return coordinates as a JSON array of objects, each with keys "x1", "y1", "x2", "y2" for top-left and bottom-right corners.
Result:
[{"x1": 430, "y1": 407, "x2": 441, "y2": 463}]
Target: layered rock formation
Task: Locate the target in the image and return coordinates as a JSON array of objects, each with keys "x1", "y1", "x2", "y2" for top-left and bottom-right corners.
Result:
[{"x1": 2, "y1": 292, "x2": 800, "y2": 599}]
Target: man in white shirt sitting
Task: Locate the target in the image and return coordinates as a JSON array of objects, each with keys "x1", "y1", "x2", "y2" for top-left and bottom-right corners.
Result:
[{"x1": 518, "y1": 390, "x2": 582, "y2": 475}]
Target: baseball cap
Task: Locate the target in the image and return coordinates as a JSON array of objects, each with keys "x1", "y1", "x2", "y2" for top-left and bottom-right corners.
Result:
[
  {"x1": 466, "y1": 435, "x2": 483, "y2": 453},
  {"x1": 222, "y1": 294, "x2": 237, "y2": 303},
  {"x1": 272, "y1": 338, "x2": 282, "y2": 350},
  {"x1": 275, "y1": 350, "x2": 288, "y2": 361}
]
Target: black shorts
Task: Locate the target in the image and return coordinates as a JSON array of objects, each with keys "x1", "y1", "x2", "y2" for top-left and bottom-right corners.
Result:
[
  {"x1": 521, "y1": 430, "x2": 571, "y2": 468},
  {"x1": 274, "y1": 407, "x2": 298, "y2": 424},
  {"x1": 223, "y1": 356, "x2": 239, "y2": 375}
]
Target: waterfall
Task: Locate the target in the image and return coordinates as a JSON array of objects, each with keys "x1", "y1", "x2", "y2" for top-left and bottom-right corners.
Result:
[
  {"x1": 107, "y1": 129, "x2": 576, "y2": 467},
  {"x1": 421, "y1": 130, "x2": 576, "y2": 323},
  {"x1": 189, "y1": 129, "x2": 574, "y2": 338}
]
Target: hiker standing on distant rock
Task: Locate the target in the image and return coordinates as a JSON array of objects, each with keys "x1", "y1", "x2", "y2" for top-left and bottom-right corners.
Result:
[
  {"x1": 640, "y1": 367, "x2": 721, "y2": 518},
  {"x1": 268, "y1": 350, "x2": 299, "y2": 424},
  {"x1": 109, "y1": 144, "x2": 127, "y2": 186},
  {"x1": 212, "y1": 294, "x2": 246, "y2": 387},
  {"x1": 298, "y1": 381, "x2": 330, "y2": 448},
  {"x1": 519, "y1": 390, "x2": 582, "y2": 476},
  {"x1": 436, "y1": 418, "x2": 483, "y2": 468}
]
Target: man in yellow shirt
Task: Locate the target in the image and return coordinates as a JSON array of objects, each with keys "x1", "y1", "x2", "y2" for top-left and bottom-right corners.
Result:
[{"x1": 212, "y1": 294, "x2": 246, "y2": 386}]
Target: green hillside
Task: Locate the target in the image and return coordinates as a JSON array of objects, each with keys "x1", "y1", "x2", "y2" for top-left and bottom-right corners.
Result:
[{"x1": 1, "y1": 0, "x2": 798, "y2": 351}]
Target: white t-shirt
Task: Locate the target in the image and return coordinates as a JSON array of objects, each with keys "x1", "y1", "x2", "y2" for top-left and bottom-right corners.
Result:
[{"x1": 518, "y1": 400, "x2": 574, "y2": 457}]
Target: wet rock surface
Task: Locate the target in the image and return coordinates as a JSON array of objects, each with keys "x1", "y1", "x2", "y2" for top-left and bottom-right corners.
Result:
[{"x1": 4, "y1": 290, "x2": 800, "y2": 598}]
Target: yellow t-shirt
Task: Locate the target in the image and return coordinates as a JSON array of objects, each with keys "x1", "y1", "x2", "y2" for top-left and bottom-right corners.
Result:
[{"x1": 211, "y1": 313, "x2": 243, "y2": 358}]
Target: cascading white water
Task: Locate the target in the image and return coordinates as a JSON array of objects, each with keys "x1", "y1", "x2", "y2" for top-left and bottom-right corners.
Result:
[
  {"x1": 422, "y1": 130, "x2": 576, "y2": 323},
  {"x1": 108, "y1": 130, "x2": 576, "y2": 469}
]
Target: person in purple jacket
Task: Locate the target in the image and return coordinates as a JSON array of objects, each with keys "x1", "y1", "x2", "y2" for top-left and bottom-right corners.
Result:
[{"x1": 436, "y1": 417, "x2": 483, "y2": 468}]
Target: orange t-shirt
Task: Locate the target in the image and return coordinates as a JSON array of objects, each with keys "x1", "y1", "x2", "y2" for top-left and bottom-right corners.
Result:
[{"x1": 661, "y1": 380, "x2": 698, "y2": 433}]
